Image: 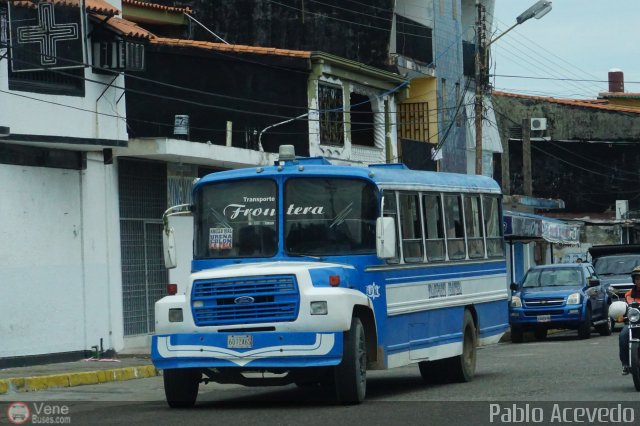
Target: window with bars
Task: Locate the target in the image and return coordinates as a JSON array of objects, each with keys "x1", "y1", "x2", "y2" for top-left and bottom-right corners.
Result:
[
  {"x1": 319, "y1": 83, "x2": 344, "y2": 146},
  {"x1": 398, "y1": 101, "x2": 430, "y2": 142},
  {"x1": 0, "y1": 5, "x2": 7, "y2": 50}
]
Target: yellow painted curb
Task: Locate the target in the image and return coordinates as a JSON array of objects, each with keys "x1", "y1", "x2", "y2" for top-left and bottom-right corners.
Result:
[
  {"x1": 0, "y1": 365, "x2": 159, "y2": 394},
  {"x1": 69, "y1": 372, "x2": 100, "y2": 387}
]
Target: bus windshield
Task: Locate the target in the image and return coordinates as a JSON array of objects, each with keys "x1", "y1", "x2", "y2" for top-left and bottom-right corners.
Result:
[
  {"x1": 194, "y1": 179, "x2": 278, "y2": 259},
  {"x1": 193, "y1": 177, "x2": 378, "y2": 259},
  {"x1": 284, "y1": 178, "x2": 378, "y2": 256}
]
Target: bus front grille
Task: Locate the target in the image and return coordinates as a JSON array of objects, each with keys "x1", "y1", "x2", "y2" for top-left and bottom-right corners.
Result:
[{"x1": 191, "y1": 275, "x2": 300, "y2": 326}]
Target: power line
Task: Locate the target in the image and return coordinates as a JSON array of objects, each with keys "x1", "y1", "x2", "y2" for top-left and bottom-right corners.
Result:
[
  {"x1": 493, "y1": 74, "x2": 640, "y2": 85},
  {"x1": 487, "y1": 10, "x2": 605, "y2": 96}
]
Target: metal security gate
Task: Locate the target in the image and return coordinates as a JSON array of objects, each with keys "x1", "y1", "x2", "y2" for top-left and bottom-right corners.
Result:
[{"x1": 119, "y1": 159, "x2": 168, "y2": 336}]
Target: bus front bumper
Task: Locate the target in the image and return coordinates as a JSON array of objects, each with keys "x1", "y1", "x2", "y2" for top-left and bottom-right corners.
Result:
[{"x1": 151, "y1": 331, "x2": 343, "y2": 370}]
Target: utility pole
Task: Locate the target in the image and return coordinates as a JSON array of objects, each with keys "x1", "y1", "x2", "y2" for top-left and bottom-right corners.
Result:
[
  {"x1": 474, "y1": 0, "x2": 485, "y2": 175},
  {"x1": 522, "y1": 118, "x2": 532, "y2": 196}
]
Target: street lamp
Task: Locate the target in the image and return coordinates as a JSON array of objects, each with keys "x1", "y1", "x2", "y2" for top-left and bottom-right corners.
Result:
[{"x1": 474, "y1": 0, "x2": 552, "y2": 175}]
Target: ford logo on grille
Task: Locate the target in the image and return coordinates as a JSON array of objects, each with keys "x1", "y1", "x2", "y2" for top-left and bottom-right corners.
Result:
[{"x1": 234, "y1": 296, "x2": 255, "y2": 305}]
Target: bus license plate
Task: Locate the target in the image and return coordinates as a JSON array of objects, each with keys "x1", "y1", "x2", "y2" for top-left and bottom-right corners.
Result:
[
  {"x1": 227, "y1": 335, "x2": 253, "y2": 349},
  {"x1": 537, "y1": 315, "x2": 551, "y2": 323}
]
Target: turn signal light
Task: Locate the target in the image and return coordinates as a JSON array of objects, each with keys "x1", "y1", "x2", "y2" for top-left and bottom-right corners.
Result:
[
  {"x1": 329, "y1": 275, "x2": 340, "y2": 287},
  {"x1": 167, "y1": 283, "x2": 178, "y2": 295}
]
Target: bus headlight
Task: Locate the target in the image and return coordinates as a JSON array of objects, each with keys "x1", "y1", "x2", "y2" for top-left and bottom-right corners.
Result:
[
  {"x1": 510, "y1": 296, "x2": 522, "y2": 308},
  {"x1": 169, "y1": 308, "x2": 183, "y2": 322},
  {"x1": 310, "y1": 301, "x2": 328, "y2": 315},
  {"x1": 629, "y1": 308, "x2": 640, "y2": 324},
  {"x1": 566, "y1": 293, "x2": 581, "y2": 305}
]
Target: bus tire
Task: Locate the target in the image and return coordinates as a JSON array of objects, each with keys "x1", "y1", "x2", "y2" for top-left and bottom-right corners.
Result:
[
  {"x1": 418, "y1": 359, "x2": 450, "y2": 384},
  {"x1": 334, "y1": 317, "x2": 367, "y2": 404},
  {"x1": 450, "y1": 310, "x2": 477, "y2": 383},
  {"x1": 163, "y1": 368, "x2": 201, "y2": 408}
]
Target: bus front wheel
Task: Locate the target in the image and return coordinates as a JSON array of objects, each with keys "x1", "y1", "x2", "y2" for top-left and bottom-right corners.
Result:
[
  {"x1": 450, "y1": 310, "x2": 477, "y2": 383},
  {"x1": 163, "y1": 368, "x2": 201, "y2": 408},
  {"x1": 334, "y1": 317, "x2": 367, "y2": 404}
]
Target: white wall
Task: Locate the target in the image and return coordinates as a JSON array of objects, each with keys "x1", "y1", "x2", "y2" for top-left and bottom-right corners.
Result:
[{"x1": 0, "y1": 154, "x2": 123, "y2": 357}]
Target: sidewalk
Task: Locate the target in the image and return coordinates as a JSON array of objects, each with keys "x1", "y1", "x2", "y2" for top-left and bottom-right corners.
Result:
[{"x1": 0, "y1": 353, "x2": 158, "y2": 395}]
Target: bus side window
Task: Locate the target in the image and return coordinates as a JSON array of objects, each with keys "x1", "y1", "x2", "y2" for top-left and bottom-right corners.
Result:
[
  {"x1": 423, "y1": 193, "x2": 445, "y2": 261},
  {"x1": 398, "y1": 192, "x2": 424, "y2": 263},
  {"x1": 483, "y1": 195, "x2": 505, "y2": 257},
  {"x1": 383, "y1": 191, "x2": 401, "y2": 264},
  {"x1": 444, "y1": 194, "x2": 466, "y2": 260},
  {"x1": 464, "y1": 195, "x2": 485, "y2": 259}
]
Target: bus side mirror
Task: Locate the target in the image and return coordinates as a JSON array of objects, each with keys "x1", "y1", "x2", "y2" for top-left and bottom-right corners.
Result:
[
  {"x1": 376, "y1": 217, "x2": 397, "y2": 259},
  {"x1": 510, "y1": 282, "x2": 518, "y2": 292},
  {"x1": 163, "y1": 227, "x2": 177, "y2": 269}
]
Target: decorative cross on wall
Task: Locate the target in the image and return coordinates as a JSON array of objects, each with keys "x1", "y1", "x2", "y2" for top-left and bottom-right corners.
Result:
[{"x1": 17, "y1": 2, "x2": 78, "y2": 66}]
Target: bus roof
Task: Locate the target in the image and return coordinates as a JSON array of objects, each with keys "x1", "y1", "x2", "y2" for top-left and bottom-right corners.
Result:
[{"x1": 195, "y1": 158, "x2": 501, "y2": 194}]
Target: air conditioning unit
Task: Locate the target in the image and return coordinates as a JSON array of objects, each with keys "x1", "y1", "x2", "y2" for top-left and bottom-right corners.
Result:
[{"x1": 530, "y1": 118, "x2": 547, "y2": 131}]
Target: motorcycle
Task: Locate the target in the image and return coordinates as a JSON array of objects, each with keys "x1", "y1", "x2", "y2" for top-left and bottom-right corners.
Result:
[{"x1": 610, "y1": 299, "x2": 640, "y2": 391}]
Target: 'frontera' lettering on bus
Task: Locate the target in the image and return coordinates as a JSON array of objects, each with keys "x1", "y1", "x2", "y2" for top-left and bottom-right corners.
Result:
[
  {"x1": 286, "y1": 204, "x2": 325, "y2": 215},
  {"x1": 223, "y1": 203, "x2": 325, "y2": 219},
  {"x1": 223, "y1": 204, "x2": 277, "y2": 219}
]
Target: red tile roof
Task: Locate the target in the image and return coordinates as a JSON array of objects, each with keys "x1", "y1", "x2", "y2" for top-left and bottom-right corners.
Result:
[
  {"x1": 9, "y1": 0, "x2": 119, "y2": 16},
  {"x1": 122, "y1": 0, "x2": 192, "y2": 14},
  {"x1": 150, "y1": 38, "x2": 312, "y2": 59},
  {"x1": 493, "y1": 91, "x2": 640, "y2": 114},
  {"x1": 90, "y1": 14, "x2": 156, "y2": 40}
]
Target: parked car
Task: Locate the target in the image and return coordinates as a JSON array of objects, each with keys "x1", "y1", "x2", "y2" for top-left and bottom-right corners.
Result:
[
  {"x1": 588, "y1": 245, "x2": 640, "y2": 299},
  {"x1": 509, "y1": 263, "x2": 613, "y2": 342}
]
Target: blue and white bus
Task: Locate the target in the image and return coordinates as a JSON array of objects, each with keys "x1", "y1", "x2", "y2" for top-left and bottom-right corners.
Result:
[{"x1": 152, "y1": 145, "x2": 509, "y2": 407}]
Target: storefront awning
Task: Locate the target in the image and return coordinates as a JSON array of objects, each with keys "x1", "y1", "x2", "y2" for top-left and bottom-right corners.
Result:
[{"x1": 503, "y1": 210, "x2": 581, "y2": 245}]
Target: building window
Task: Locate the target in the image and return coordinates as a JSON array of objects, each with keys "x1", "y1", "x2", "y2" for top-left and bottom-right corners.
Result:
[
  {"x1": 455, "y1": 82, "x2": 462, "y2": 126},
  {"x1": 319, "y1": 83, "x2": 344, "y2": 146},
  {"x1": 0, "y1": 5, "x2": 8, "y2": 50},
  {"x1": 398, "y1": 101, "x2": 430, "y2": 143},
  {"x1": 350, "y1": 92, "x2": 374, "y2": 147},
  {"x1": 441, "y1": 78, "x2": 448, "y2": 127},
  {"x1": 395, "y1": 14, "x2": 433, "y2": 64}
]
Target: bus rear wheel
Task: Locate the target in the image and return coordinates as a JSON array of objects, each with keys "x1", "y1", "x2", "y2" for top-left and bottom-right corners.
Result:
[
  {"x1": 418, "y1": 359, "x2": 450, "y2": 384},
  {"x1": 450, "y1": 310, "x2": 477, "y2": 383},
  {"x1": 334, "y1": 317, "x2": 367, "y2": 404},
  {"x1": 163, "y1": 368, "x2": 201, "y2": 408}
]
